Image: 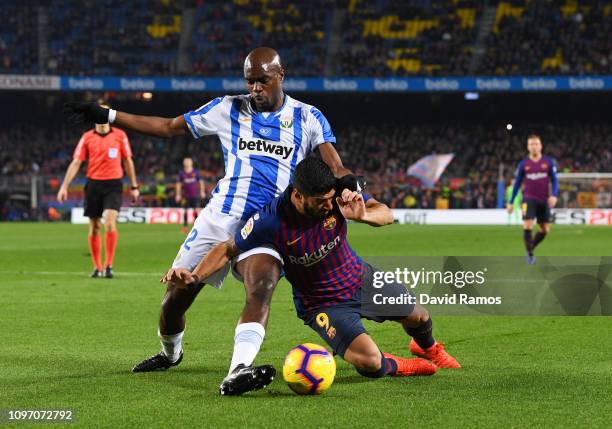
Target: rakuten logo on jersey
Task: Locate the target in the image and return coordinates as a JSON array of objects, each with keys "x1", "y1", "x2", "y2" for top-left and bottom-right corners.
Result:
[
  {"x1": 526, "y1": 172, "x2": 548, "y2": 180},
  {"x1": 238, "y1": 137, "x2": 294, "y2": 160},
  {"x1": 288, "y1": 236, "x2": 341, "y2": 267}
]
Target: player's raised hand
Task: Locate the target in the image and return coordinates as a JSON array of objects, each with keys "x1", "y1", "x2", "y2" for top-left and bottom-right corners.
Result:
[
  {"x1": 160, "y1": 268, "x2": 194, "y2": 288},
  {"x1": 63, "y1": 102, "x2": 110, "y2": 125},
  {"x1": 336, "y1": 189, "x2": 365, "y2": 221}
]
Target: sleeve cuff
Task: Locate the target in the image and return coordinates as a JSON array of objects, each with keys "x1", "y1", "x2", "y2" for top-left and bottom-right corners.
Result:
[{"x1": 183, "y1": 113, "x2": 200, "y2": 139}]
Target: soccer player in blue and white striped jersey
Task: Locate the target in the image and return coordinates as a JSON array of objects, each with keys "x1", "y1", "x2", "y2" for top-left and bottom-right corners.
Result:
[{"x1": 64, "y1": 47, "x2": 358, "y2": 393}]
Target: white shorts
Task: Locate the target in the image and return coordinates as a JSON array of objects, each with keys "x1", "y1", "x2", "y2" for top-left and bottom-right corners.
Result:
[{"x1": 171, "y1": 205, "x2": 282, "y2": 288}]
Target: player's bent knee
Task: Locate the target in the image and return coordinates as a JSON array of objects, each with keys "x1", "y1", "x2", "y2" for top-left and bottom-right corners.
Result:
[
  {"x1": 102, "y1": 210, "x2": 119, "y2": 231},
  {"x1": 103, "y1": 218, "x2": 118, "y2": 232},
  {"x1": 89, "y1": 219, "x2": 102, "y2": 235},
  {"x1": 246, "y1": 277, "x2": 278, "y2": 303}
]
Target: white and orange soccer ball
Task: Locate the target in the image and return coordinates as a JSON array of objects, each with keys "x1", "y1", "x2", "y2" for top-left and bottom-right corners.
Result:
[{"x1": 283, "y1": 343, "x2": 336, "y2": 395}]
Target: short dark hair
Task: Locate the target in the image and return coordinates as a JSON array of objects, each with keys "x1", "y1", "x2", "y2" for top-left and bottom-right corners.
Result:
[
  {"x1": 292, "y1": 156, "x2": 336, "y2": 196},
  {"x1": 527, "y1": 134, "x2": 541, "y2": 140}
]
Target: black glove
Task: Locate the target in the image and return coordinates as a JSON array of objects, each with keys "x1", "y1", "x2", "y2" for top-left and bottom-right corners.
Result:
[
  {"x1": 336, "y1": 174, "x2": 366, "y2": 193},
  {"x1": 63, "y1": 102, "x2": 110, "y2": 125}
]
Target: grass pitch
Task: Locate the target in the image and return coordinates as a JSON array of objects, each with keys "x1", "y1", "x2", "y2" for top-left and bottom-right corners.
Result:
[{"x1": 1, "y1": 223, "x2": 611, "y2": 428}]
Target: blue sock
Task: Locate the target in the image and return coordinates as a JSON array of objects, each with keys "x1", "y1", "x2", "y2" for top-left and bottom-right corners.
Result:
[{"x1": 404, "y1": 318, "x2": 435, "y2": 350}]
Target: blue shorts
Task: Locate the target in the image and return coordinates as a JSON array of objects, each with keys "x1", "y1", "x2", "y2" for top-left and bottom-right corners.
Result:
[
  {"x1": 303, "y1": 264, "x2": 415, "y2": 357},
  {"x1": 522, "y1": 198, "x2": 552, "y2": 224}
]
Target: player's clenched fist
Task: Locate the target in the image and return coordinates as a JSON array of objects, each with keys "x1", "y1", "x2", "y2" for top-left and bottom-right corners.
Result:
[
  {"x1": 336, "y1": 189, "x2": 365, "y2": 221},
  {"x1": 63, "y1": 102, "x2": 110, "y2": 125}
]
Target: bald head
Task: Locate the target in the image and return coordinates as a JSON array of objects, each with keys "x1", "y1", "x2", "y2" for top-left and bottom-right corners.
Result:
[
  {"x1": 244, "y1": 47, "x2": 285, "y2": 112},
  {"x1": 244, "y1": 47, "x2": 283, "y2": 75}
]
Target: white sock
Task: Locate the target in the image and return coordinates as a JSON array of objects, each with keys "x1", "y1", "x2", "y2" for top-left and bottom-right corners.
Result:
[
  {"x1": 228, "y1": 322, "x2": 265, "y2": 375},
  {"x1": 159, "y1": 329, "x2": 184, "y2": 363}
]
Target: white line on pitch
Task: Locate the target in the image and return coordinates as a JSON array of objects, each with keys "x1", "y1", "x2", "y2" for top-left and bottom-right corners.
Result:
[{"x1": 0, "y1": 270, "x2": 160, "y2": 277}]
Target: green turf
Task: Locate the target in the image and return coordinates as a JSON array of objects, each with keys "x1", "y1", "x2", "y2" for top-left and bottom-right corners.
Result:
[{"x1": 1, "y1": 223, "x2": 611, "y2": 428}]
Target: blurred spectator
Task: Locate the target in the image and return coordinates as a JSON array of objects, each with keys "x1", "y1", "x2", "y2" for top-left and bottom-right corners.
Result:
[
  {"x1": 2, "y1": 119, "x2": 610, "y2": 212},
  {"x1": 2, "y1": 0, "x2": 610, "y2": 77},
  {"x1": 478, "y1": 1, "x2": 612, "y2": 76}
]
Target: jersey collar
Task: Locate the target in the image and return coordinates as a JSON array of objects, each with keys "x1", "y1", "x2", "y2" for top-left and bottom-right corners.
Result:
[
  {"x1": 249, "y1": 94, "x2": 289, "y2": 123},
  {"x1": 94, "y1": 127, "x2": 113, "y2": 137}
]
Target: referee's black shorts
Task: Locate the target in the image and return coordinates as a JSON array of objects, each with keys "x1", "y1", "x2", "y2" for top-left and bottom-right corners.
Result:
[{"x1": 84, "y1": 179, "x2": 123, "y2": 218}]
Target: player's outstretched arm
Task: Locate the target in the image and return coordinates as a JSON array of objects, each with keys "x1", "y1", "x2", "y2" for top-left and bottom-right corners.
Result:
[
  {"x1": 319, "y1": 143, "x2": 367, "y2": 192},
  {"x1": 362, "y1": 197, "x2": 394, "y2": 226},
  {"x1": 114, "y1": 111, "x2": 187, "y2": 138},
  {"x1": 63, "y1": 102, "x2": 187, "y2": 138},
  {"x1": 161, "y1": 239, "x2": 241, "y2": 288},
  {"x1": 318, "y1": 143, "x2": 352, "y2": 177},
  {"x1": 191, "y1": 239, "x2": 241, "y2": 283}
]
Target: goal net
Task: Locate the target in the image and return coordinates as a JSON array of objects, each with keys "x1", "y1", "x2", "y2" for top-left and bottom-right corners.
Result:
[{"x1": 556, "y1": 173, "x2": 612, "y2": 208}]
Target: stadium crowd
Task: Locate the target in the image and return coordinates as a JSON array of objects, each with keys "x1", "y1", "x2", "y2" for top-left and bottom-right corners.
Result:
[
  {"x1": 46, "y1": 0, "x2": 181, "y2": 76},
  {"x1": 334, "y1": 0, "x2": 482, "y2": 76},
  {"x1": 1, "y1": 119, "x2": 611, "y2": 221},
  {"x1": 191, "y1": 0, "x2": 330, "y2": 77},
  {"x1": 478, "y1": 1, "x2": 612, "y2": 75},
  {"x1": 2, "y1": 0, "x2": 612, "y2": 77}
]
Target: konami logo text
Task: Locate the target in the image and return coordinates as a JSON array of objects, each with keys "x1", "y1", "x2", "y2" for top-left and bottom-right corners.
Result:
[
  {"x1": 288, "y1": 236, "x2": 341, "y2": 266},
  {"x1": 238, "y1": 137, "x2": 294, "y2": 160}
]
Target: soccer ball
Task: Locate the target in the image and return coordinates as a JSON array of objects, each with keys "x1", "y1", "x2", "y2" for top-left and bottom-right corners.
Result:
[{"x1": 283, "y1": 343, "x2": 336, "y2": 395}]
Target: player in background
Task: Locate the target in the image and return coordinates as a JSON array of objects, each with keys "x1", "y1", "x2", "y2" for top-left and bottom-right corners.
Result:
[
  {"x1": 165, "y1": 158, "x2": 460, "y2": 384},
  {"x1": 64, "y1": 47, "x2": 360, "y2": 394},
  {"x1": 57, "y1": 101, "x2": 140, "y2": 278},
  {"x1": 507, "y1": 134, "x2": 558, "y2": 264},
  {"x1": 505, "y1": 183, "x2": 522, "y2": 225},
  {"x1": 175, "y1": 157, "x2": 205, "y2": 233}
]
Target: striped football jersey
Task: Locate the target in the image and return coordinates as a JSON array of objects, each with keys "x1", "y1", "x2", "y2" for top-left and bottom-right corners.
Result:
[{"x1": 183, "y1": 94, "x2": 335, "y2": 220}]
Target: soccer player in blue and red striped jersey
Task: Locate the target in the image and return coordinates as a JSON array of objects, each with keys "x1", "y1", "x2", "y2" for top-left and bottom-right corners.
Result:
[
  {"x1": 507, "y1": 134, "x2": 559, "y2": 264},
  {"x1": 165, "y1": 157, "x2": 460, "y2": 392},
  {"x1": 175, "y1": 157, "x2": 205, "y2": 232}
]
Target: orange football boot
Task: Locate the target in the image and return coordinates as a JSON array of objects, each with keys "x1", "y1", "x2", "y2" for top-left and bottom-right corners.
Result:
[
  {"x1": 409, "y1": 339, "x2": 461, "y2": 368},
  {"x1": 383, "y1": 352, "x2": 437, "y2": 376}
]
